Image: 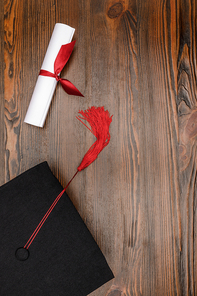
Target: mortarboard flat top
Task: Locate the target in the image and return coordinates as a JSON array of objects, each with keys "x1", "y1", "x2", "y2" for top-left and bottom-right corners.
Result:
[{"x1": 0, "y1": 162, "x2": 114, "y2": 295}]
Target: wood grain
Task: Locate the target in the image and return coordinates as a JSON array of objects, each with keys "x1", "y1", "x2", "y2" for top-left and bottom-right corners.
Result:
[
  {"x1": 2, "y1": 0, "x2": 197, "y2": 295},
  {"x1": 0, "y1": 1, "x2": 4, "y2": 186},
  {"x1": 4, "y1": 0, "x2": 23, "y2": 181},
  {"x1": 177, "y1": 1, "x2": 197, "y2": 295}
]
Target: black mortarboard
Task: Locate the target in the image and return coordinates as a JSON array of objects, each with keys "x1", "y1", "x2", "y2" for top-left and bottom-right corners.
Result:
[{"x1": 0, "y1": 162, "x2": 114, "y2": 295}]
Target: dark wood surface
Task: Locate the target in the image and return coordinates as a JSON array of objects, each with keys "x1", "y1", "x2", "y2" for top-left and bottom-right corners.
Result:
[{"x1": 2, "y1": 0, "x2": 197, "y2": 295}]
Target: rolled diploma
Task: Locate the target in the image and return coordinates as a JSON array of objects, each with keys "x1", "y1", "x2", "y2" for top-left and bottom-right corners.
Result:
[{"x1": 24, "y1": 23, "x2": 75, "y2": 128}]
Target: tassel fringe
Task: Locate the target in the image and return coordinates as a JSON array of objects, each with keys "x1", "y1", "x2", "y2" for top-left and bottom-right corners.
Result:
[{"x1": 76, "y1": 106, "x2": 113, "y2": 171}]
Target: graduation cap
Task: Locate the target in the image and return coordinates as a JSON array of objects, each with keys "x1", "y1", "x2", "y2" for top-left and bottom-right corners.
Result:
[{"x1": 0, "y1": 107, "x2": 114, "y2": 295}]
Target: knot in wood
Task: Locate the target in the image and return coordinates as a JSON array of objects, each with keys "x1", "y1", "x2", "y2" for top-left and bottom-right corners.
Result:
[
  {"x1": 107, "y1": 3, "x2": 123, "y2": 19},
  {"x1": 8, "y1": 62, "x2": 14, "y2": 78},
  {"x1": 107, "y1": 289, "x2": 122, "y2": 296}
]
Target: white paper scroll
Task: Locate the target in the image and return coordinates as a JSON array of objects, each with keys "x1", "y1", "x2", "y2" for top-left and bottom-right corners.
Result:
[{"x1": 24, "y1": 23, "x2": 75, "y2": 128}]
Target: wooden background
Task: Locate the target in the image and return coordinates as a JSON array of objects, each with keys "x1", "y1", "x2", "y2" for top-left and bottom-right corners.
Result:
[{"x1": 2, "y1": 0, "x2": 197, "y2": 295}]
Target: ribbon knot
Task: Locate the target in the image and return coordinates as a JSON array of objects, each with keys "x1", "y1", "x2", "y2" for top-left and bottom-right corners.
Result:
[
  {"x1": 55, "y1": 74, "x2": 60, "y2": 82},
  {"x1": 39, "y1": 41, "x2": 83, "y2": 97}
]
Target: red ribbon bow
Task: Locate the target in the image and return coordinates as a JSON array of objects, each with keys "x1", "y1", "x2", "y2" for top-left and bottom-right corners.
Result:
[{"x1": 39, "y1": 41, "x2": 83, "y2": 97}]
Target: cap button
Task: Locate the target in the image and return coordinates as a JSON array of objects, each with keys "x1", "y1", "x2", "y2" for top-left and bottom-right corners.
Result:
[{"x1": 15, "y1": 247, "x2": 30, "y2": 261}]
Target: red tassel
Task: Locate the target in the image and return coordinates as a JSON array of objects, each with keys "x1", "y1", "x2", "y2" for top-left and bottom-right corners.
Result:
[
  {"x1": 23, "y1": 106, "x2": 112, "y2": 250},
  {"x1": 77, "y1": 106, "x2": 113, "y2": 171}
]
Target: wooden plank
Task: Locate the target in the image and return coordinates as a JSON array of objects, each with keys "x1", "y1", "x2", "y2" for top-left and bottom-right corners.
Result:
[
  {"x1": 0, "y1": 1, "x2": 4, "y2": 185},
  {"x1": 177, "y1": 1, "x2": 197, "y2": 295},
  {"x1": 4, "y1": 0, "x2": 57, "y2": 180},
  {"x1": 19, "y1": 0, "x2": 56, "y2": 173},
  {"x1": 4, "y1": 0, "x2": 24, "y2": 181},
  {"x1": 135, "y1": 0, "x2": 181, "y2": 293}
]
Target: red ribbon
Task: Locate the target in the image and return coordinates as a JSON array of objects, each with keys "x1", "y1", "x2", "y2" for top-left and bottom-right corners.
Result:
[{"x1": 39, "y1": 40, "x2": 84, "y2": 97}]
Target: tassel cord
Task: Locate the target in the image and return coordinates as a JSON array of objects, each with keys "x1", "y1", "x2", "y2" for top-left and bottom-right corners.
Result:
[{"x1": 24, "y1": 170, "x2": 79, "y2": 250}]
